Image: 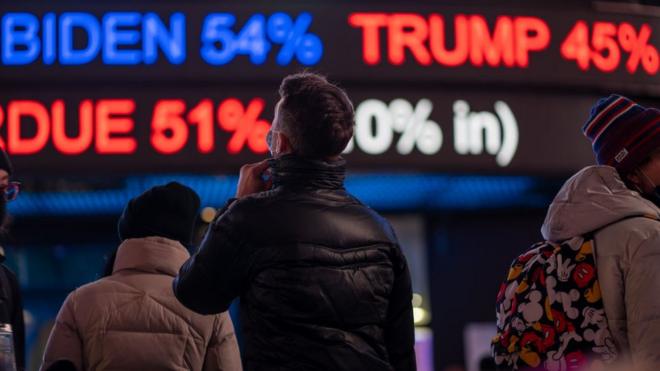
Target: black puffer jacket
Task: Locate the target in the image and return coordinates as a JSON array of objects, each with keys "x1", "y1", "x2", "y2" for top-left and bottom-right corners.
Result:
[{"x1": 174, "y1": 155, "x2": 416, "y2": 371}]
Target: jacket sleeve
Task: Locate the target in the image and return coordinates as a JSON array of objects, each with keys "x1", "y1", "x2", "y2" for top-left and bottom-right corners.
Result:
[
  {"x1": 40, "y1": 292, "x2": 83, "y2": 371},
  {"x1": 625, "y1": 228, "x2": 660, "y2": 368},
  {"x1": 384, "y1": 246, "x2": 417, "y2": 371},
  {"x1": 203, "y1": 312, "x2": 243, "y2": 371},
  {"x1": 173, "y1": 199, "x2": 252, "y2": 315}
]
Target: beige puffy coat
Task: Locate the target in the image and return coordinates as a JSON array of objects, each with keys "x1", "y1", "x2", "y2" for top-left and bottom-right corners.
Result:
[
  {"x1": 40, "y1": 237, "x2": 242, "y2": 371},
  {"x1": 542, "y1": 166, "x2": 660, "y2": 369}
]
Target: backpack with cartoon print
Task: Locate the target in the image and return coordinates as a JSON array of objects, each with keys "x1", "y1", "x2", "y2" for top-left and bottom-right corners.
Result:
[{"x1": 491, "y1": 236, "x2": 618, "y2": 370}]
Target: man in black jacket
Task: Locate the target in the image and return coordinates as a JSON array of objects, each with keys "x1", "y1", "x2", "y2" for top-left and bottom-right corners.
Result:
[
  {"x1": 174, "y1": 72, "x2": 416, "y2": 370},
  {"x1": 0, "y1": 149, "x2": 25, "y2": 371}
]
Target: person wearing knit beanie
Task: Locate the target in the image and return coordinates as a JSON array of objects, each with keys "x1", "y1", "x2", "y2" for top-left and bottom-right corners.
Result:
[
  {"x1": 42, "y1": 182, "x2": 242, "y2": 371},
  {"x1": 117, "y1": 181, "x2": 201, "y2": 246},
  {"x1": 582, "y1": 94, "x2": 660, "y2": 203},
  {"x1": 503, "y1": 96, "x2": 660, "y2": 370},
  {"x1": 101, "y1": 181, "x2": 202, "y2": 277}
]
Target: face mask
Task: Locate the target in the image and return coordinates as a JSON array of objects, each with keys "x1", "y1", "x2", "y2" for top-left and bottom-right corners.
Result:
[
  {"x1": 266, "y1": 130, "x2": 282, "y2": 158},
  {"x1": 266, "y1": 130, "x2": 275, "y2": 157}
]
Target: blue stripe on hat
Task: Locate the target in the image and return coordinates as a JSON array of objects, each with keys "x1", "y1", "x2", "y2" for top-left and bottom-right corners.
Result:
[
  {"x1": 583, "y1": 95, "x2": 629, "y2": 139},
  {"x1": 591, "y1": 105, "x2": 645, "y2": 152},
  {"x1": 588, "y1": 99, "x2": 636, "y2": 140},
  {"x1": 582, "y1": 95, "x2": 621, "y2": 134}
]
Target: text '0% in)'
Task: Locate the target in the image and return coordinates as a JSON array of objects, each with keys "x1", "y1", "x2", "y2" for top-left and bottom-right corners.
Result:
[
  {"x1": 345, "y1": 99, "x2": 443, "y2": 156},
  {"x1": 201, "y1": 12, "x2": 323, "y2": 66},
  {"x1": 151, "y1": 98, "x2": 270, "y2": 155}
]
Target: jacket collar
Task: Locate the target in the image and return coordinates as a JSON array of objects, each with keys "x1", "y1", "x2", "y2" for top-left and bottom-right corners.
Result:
[
  {"x1": 113, "y1": 237, "x2": 190, "y2": 277},
  {"x1": 270, "y1": 154, "x2": 346, "y2": 190}
]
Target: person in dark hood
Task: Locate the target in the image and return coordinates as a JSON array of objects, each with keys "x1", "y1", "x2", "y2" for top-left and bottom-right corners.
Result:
[
  {"x1": 0, "y1": 149, "x2": 25, "y2": 371},
  {"x1": 541, "y1": 95, "x2": 660, "y2": 369},
  {"x1": 173, "y1": 72, "x2": 416, "y2": 371}
]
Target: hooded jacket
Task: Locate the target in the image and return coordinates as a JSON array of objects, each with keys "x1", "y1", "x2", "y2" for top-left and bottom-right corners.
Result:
[
  {"x1": 40, "y1": 237, "x2": 242, "y2": 371},
  {"x1": 174, "y1": 155, "x2": 416, "y2": 371},
  {"x1": 542, "y1": 165, "x2": 660, "y2": 368}
]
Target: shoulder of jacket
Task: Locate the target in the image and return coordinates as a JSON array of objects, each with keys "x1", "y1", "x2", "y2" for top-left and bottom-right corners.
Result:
[
  {"x1": 227, "y1": 189, "x2": 283, "y2": 213},
  {"x1": 601, "y1": 216, "x2": 660, "y2": 237},
  {"x1": 214, "y1": 311, "x2": 232, "y2": 326},
  {"x1": 596, "y1": 217, "x2": 660, "y2": 256},
  {"x1": 69, "y1": 277, "x2": 124, "y2": 301}
]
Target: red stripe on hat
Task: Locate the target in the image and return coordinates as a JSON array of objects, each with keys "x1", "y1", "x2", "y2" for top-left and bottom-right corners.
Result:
[
  {"x1": 592, "y1": 101, "x2": 636, "y2": 143},
  {"x1": 612, "y1": 126, "x2": 660, "y2": 168},
  {"x1": 585, "y1": 96, "x2": 624, "y2": 135},
  {"x1": 600, "y1": 116, "x2": 659, "y2": 166},
  {"x1": 612, "y1": 117, "x2": 660, "y2": 165}
]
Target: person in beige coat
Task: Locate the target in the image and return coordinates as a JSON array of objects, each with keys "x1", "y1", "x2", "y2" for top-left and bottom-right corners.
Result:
[
  {"x1": 40, "y1": 182, "x2": 242, "y2": 371},
  {"x1": 541, "y1": 95, "x2": 660, "y2": 369}
]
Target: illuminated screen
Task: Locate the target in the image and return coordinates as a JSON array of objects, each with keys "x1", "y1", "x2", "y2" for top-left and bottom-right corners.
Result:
[{"x1": 1, "y1": 2, "x2": 658, "y2": 176}]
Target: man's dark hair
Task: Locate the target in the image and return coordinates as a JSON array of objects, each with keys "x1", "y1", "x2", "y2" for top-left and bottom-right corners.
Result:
[{"x1": 278, "y1": 72, "x2": 355, "y2": 159}]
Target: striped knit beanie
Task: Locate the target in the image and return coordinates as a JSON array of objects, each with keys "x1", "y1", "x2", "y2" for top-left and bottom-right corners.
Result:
[{"x1": 582, "y1": 95, "x2": 660, "y2": 174}]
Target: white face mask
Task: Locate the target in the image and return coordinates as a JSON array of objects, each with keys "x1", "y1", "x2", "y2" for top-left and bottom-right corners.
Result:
[{"x1": 266, "y1": 130, "x2": 281, "y2": 158}]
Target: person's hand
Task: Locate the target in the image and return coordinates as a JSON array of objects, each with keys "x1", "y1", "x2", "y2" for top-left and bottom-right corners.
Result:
[{"x1": 236, "y1": 160, "x2": 272, "y2": 198}]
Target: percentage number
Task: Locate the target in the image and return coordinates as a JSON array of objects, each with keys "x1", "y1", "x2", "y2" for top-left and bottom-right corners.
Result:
[
  {"x1": 560, "y1": 21, "x2": 659, "y2": 75},
  {"x1": 151, "y1": 98, "x2": 270, "y2": 155},
  {"x1": 201, "y1": 12, "x2": 323, "y2": 66},
  {"x1": 346, "y1": 99, "x2": 443, "y2": 155},
  {"x1": 218, "y1": 98, "x2": 270, "y2": 154}
]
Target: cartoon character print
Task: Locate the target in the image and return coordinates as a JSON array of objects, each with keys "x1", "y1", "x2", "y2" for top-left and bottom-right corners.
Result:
[
  {"x1": 544, "y1": 332, "x2": 583, "y2": 370},
  {"x1": 581, "y1": 307, "x2": 607, "y2": 329},
  {"x1": 530, "y1": 266, "x2": 546, "y2": 287},
  {"x1": 581, "y1": 307, "x2": 618, "y2": 363},
  {"x1": 575, "y1": 241, "x2": 593, "y2": 262},
  {"x1": 539, "y1": 323, "x2": 556, "y2": 351},
  {"x1": 493, "y1": 235, "x2": 621, "y2": 370},
  {"x1": 545, "y1": 350, "x2": 588, "y2": 371},
  {"x1": 547, "y1": 276, "x2": 581, "y2": 320},
  {"x1": 572, "y1": 262, "x2": 595, "y2": 288},
  {"x1": 547, "y1": 253, "x2": 576, "y2": 282},
  {"x1": 497, "y1": 280, "x2": 520, "y2": 328},
  {"x1": 550, "y1": 309, "x2": 575, "y2": 334},
  {"x1": 585, "y1": 280, "x2": 602, "y2": 303},
  {"x1": 519, "y1": 290, "x2": 544, "y2": 323},
  {"x1": 583, "y1": 328, "x2": 617, "y2": 363}
]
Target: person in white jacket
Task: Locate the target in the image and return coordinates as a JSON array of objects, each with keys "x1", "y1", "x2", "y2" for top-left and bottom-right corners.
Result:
[
  {"x1": 41, "y1": 182, "x2": 242, "y2": 371},
  {"x1": 541, "y1": 95, "x2": 660, "y2": 369}
]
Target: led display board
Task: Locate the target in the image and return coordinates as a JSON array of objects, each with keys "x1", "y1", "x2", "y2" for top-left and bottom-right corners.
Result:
[{"x1": 1, "y1": 2, "x2": 658, "y2": 176}]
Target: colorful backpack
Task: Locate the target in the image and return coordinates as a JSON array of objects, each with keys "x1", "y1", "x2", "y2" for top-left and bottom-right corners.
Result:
[{"x1": 492, "y1": 236, "x2": 618, "y2": 370}]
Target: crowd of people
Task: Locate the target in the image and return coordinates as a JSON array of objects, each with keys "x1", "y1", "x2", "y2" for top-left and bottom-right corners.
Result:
[{"x1": 0, "y1": 72, "x2": 657, "y2": 371}]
